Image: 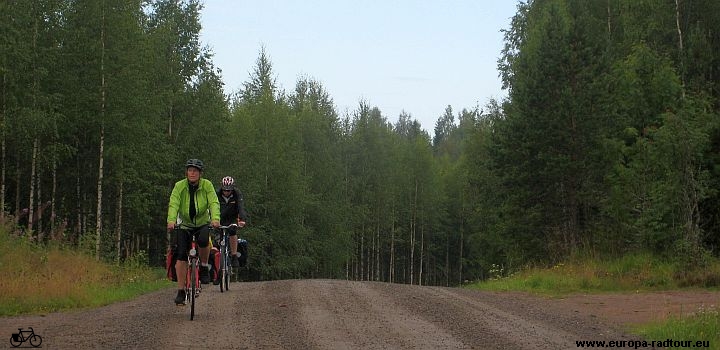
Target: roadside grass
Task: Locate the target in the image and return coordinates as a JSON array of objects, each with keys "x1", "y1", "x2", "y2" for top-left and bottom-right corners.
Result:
[
  {"x1": 470, "y1": 252, "x2": 720, "y2": 295},
  {"x1": 468, "y1": 253, "x2": 720, "y2": 348},
  {"x1": 0, "y1": 223, "x2": 171, "y2": 317},
  {"x1": 633, "y1": 307, "x2": 719, "y2": 349}
]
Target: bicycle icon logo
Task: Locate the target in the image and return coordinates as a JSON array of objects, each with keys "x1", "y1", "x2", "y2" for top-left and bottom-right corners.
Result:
[{"x1": 10, "y1": 327, "x2": 43, "y2": 348}]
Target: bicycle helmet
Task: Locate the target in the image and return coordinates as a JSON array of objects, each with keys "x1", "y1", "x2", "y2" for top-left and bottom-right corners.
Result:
[
  {"x1": 185, "y1": 158, "x2": 204, "y2": 171},
  {"x1": 221, "y1": 176, "x2": 235, "y2": 190}
]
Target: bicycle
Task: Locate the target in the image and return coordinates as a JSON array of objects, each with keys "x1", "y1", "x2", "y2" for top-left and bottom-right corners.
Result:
[
  {"x1": 10, "y1": 327, "x2": 42, "y2": 348},
  {"x1": 174, "y1": 226, "x2": 204, "y2": 320},
  {"x1": 187, "y1": 228, "x2": 203, "y2": 320},
  {"x1": 216, "y1": 223, "x2": 238, "y2": 292}
]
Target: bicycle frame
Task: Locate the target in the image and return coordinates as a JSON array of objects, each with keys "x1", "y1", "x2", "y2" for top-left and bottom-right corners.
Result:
[
  {"x1": 13, "y1": 328, "x2": 32, "y2": 342},
  {"x1": 185, "y1": 229, "x2": 202, "y2": 321},
  {"x1": 217, "y1": 224, "x2": 238, "y2": 292}
]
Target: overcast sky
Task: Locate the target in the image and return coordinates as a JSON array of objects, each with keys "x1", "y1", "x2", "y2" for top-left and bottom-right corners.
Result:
[{"x1": 199, "y1": 1, "x2": 518, "y2": 135}]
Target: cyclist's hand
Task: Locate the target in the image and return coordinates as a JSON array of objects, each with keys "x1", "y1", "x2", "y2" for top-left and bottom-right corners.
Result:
[
  {"x1": 167, "y1": 222, "x2": 175, "y2": 232},
  {"x1": 237, "y1": 219, "x2": 246, "y2": 228},
  {"x1": 211, "y1": 220, "x2": 220, "y2": 228}
]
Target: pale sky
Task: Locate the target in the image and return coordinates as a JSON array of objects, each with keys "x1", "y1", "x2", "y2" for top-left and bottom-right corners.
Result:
[{"x1": 199, "y1": 1, "x2": 518, "y2": 135}]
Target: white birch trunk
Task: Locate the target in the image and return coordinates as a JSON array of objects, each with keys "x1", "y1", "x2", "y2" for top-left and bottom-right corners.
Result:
[
  {"x1": 419, "y1": 221, "x2": 424, "y2": 286},
  {"x1": 409, "y1": 179, "x2": 418, "y2": 285},
  {"x1": 51, "y1": 143, "x2": 57, "y2": 237},
  {"x1": 0, "y1": 74, "x2": 5, "y2": 222},
  {"x1": 95, "y1": 5, "x2": 106, "y2": 260},
  {"x1": 389, "y1": 205, "x2": 395, "y2": 283},
  {"x1": 75, "y1": 144, "x2": 81, "y2": 237},
  {"x1": 115, "y1": 179, "x2": 123, "y2": 264},
  {"x1": 674, "y1": 0, "x2": 686, "y2": 98},
  {"x1": 28, "y1": 139, "x2": 38, "y2": 233},
  {"x1": 15, "y1": 158, "x2": 20, "y2": 224}
]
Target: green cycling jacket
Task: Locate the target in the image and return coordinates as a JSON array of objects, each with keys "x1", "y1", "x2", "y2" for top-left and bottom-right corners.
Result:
[{"x1": 167, "y1": 178, "x2": 220, "y2": 228}]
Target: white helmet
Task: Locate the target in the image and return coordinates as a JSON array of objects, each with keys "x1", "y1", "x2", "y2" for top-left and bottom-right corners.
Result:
[{"x1": 221, "y1": 176, "x2": 235, "y2": 190}]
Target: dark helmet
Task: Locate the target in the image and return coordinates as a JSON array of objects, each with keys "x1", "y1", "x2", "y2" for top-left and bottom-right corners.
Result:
[
  {"x1": 221, "y1": 176, "x2": 235, "y2": 190},
  {"x1": 185, "y1": 158, "x2": 204, "y2": 171}
]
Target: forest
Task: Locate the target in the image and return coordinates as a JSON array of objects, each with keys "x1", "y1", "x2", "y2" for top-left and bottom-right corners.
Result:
[{"x1": 1, "y1": 0, "x2": 718, "y2": 286}]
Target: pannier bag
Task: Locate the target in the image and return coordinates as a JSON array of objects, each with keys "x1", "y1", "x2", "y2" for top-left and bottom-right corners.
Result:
[
  {"x1": 238, "y1": 238, "x2": 249, "y2": 267},
  {"x1": 210, "y1": 247, "x2": 220, "y2": 280},
  {"x1": 166, "y1": 246, "x2": 177, "y2": 282}
]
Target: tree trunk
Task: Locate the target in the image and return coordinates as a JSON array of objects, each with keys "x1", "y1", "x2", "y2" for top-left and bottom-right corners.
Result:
[
  {"x1": 359, "y1": 230, "x2": 364, "y2": 281},
  {"x1": 96, "y1": 3, "x2": 106, "y2": 261},
  {"x1": 28, "y1": 13, "x2": 39, "y2": 234},
  {"x1": 409, "y1": 179, "x2": 418, "y2": 285},
  {"x1": 459, "y1": 191, "x2": 464, "y2": 285},
  {"x1": 96, "y1": 125, "x2": 105, "y2": 260},
  {"x1": 50, "y1": 142, "x2": 57, "y2": 237},
  {"x1": 75, "y1": 143, "x2": 82, "y2": 240},
  {"x1": 419, "y1": 220, "x2": 424, "y2": 286},
  {"x1": 115, "y1": 179, "x2": 124, "y2": 264},
  {"x1": 606, "y1": 0, "x2": 611, "y2": 36},
  {"x1": 15, "y1": 158, "x2": 20, "y2": 224},
  {"x1": 674, "y1": 0, "x2": 686, "y2": 96},
  {"x1": 375, "y1": 218, "x2": 380, "y2": 281},
  {"x1": 390, "y1": 204, "x2": 395, "y2": 283},
  {"x1": 0, "y1": 74, "x2": 5, "y2": 222},
  {"x1": 674, "y1": 0, "x2": 684, "y2": 53},
  {"x1": 28, "y1": 138, "x2": 38, "y2": 233},
  {"x1": 445, "y1": 232, "x2": 450, "y2": 287},
  {"x1": 36, "y1": 166, "x2": 43, "y2": 239}
]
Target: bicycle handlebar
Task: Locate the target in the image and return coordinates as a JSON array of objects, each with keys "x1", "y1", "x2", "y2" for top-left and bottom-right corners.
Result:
[{"x1": 218, "y1": 223, "x2": 238, "y2": 230}]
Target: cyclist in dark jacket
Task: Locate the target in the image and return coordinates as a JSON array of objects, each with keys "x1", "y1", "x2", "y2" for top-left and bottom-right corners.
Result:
[{"x1": 216, "y1": 176, "x2": 248, "y2": 268}]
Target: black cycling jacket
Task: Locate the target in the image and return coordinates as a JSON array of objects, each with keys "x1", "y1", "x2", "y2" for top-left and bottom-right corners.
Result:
[{"x1": 216, "y1": 188, "x2": 249, "y2": 225}]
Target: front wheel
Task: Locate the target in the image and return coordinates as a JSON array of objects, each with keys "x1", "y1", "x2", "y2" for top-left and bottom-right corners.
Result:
[
  {"x1": 29, "y1": 335, "x2": 42, "y2": 348},
  {"x1": 219, "y1": 249, "x2": 226, "y2": 293},
  {"x1": 224, "y1": 260, "x2": 231, "y2": 291},
  {"x1": 190, "y1": 260, "x2": 197, "y2": 320}
]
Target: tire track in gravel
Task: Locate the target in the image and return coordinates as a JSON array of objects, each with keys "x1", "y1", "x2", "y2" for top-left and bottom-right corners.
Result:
[
  {"x1": 292, "y1": 279, "x2": 468, "y2": 349},
  {"x1": 364, "y1": 282, "x2": 641, "y2": 349}
]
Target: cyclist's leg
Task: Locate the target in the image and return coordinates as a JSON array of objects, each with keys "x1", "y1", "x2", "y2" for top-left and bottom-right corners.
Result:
[
  {"x1": 229, "y1": 226, "x2": 238, "y2": 255},
  {"x1": 195, "y1": 226, "x2": 212, "y2": 283},
  {"x1": 196, "y1": 226, "x2": 211, "y2": 264},
  {"x1": 228, "y1": 227, "x2": 240, "y2": 267},
  {"x1": 174, "y1": 229, "x2": 190, "y2": 303}
]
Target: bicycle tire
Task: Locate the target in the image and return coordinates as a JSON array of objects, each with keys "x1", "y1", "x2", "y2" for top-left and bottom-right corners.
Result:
[
  {"x1": 9, "y1": 336, "x2": 21, "y2": 348},
  {"x1": 219, "y1": 245, "x2": 226, "y2": 293},
  {"x1": 190, "y1": 259, "x2": 197, "y2": 320},
  {"x1": 29, "y1": 335, "x2": 42, "y2": 347},
  {"x1": 224, "y1": 250, "x2": 231, "y2": 291}
]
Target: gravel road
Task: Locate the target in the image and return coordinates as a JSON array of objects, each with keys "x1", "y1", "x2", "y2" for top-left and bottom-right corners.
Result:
[{"x1": 5, "y1": 279, "x2": 707, "y2": 349}]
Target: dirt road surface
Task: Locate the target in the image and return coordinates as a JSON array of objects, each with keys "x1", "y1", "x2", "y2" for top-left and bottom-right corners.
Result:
[{"x1": 3, "y1": 279, "x2": 718, "y2": 349}]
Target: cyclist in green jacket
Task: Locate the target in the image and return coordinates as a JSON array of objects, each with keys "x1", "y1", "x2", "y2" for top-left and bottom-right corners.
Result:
[{"x1": 167, "y1": 158, "x2": 221, "y2": 305}]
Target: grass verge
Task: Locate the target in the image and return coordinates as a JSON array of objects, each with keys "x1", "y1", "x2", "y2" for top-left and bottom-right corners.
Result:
[
  {"x1": 467, "y1": 253, "x2": 720, "y2": 349},
  {"x1": 0, "y1": 225, "x2": 172, "y2": 317},
  {"x1": 633, "y1": 307, "x2": 718, "y2": 349}
]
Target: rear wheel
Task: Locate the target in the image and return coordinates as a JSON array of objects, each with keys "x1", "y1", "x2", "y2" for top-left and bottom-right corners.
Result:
[{"x1": 10, "y1": 336, "x2": 21, "y2": 347}]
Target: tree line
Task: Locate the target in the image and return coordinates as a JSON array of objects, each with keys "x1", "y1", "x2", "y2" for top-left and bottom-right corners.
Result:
[{"x1": 1, "y1": 0, "x2": 718, "y2": 286}]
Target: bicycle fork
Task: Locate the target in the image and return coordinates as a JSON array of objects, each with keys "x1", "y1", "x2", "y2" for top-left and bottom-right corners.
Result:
[{"x1": 186, "y1": 245, "x2": 201, "y2": 301}]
